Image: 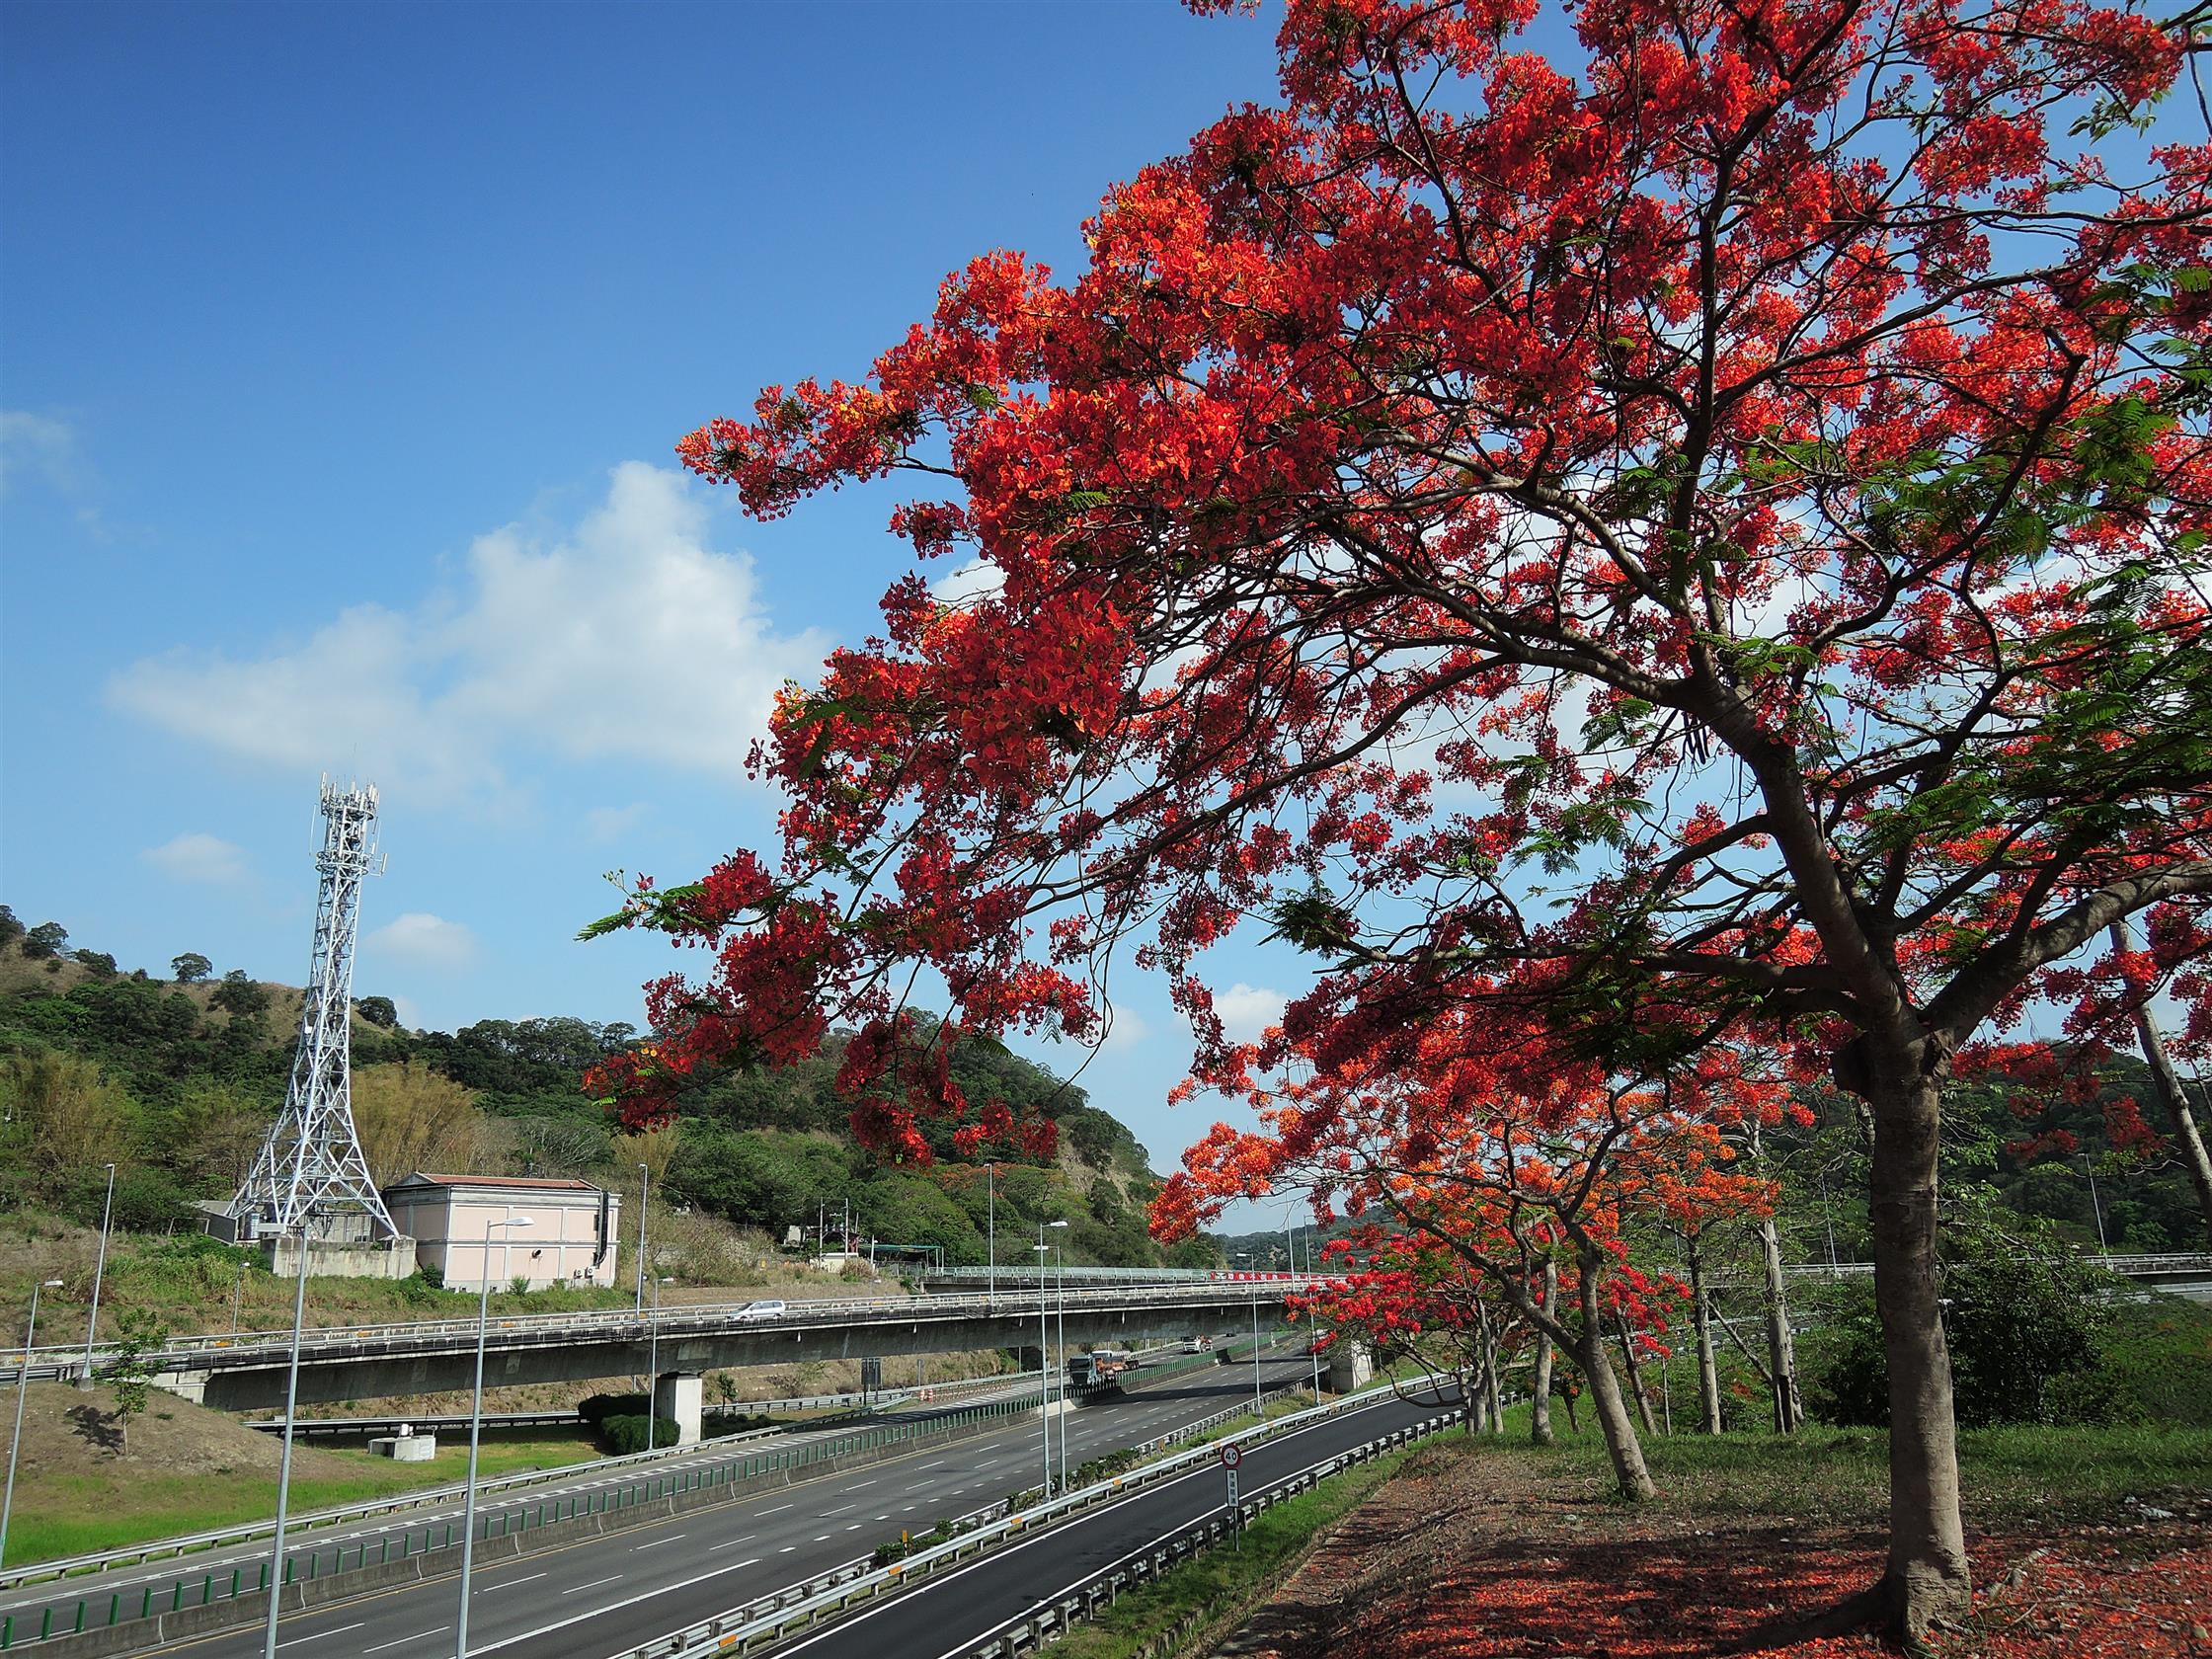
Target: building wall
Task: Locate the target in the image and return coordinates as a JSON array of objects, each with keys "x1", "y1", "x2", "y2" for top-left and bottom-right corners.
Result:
[{"x1": 383, "y1": 1185, "x2": 618, "y2": 1292}]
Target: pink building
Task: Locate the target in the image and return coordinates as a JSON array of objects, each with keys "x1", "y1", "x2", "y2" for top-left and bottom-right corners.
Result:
[{"x1": 379, "y1": 1173, "x2": 622, "y2": 1292}]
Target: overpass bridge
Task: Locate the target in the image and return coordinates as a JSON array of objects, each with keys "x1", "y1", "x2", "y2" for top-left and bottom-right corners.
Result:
[{"x1": 6, "y1": 1280, "x2": 1341, "y2": 1438}]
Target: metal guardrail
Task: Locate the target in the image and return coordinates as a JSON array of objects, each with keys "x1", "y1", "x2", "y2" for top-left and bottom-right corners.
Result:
[
  {"x1": 0, "y1": 1388, "x2": 1045, "y2": 1600},
  {"x1": 239, "y1": 1369, "x2": 1049, "y2": 1438},
  {"x1": 3, "y1": 1280, "x2": 1330, "y2": 1382},
  {"x1": 0, "y1": 1335, "x2": 1272, "y2": 1602},
  {"x1": 958, "y1": 1412, "x2": 1444, "y2": 1659},
  {"x1": 608, "y1": 1379, "x2": 1436, "y2": 1659}
]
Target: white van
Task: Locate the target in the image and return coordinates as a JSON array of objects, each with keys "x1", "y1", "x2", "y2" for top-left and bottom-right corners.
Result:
[{"x1": 735, "y1": 1299, "x2": 788, "y2": 1324}]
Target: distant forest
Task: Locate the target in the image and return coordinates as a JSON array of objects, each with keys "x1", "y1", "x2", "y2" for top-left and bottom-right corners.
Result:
[{"x1": 0, "y1": 906, "x2": 1218, "y2": 1270}]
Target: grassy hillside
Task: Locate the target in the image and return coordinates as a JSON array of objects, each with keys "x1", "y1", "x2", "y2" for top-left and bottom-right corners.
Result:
[{"x1": 0, "y1": 916, "x2": 1221, "y2": 1296}]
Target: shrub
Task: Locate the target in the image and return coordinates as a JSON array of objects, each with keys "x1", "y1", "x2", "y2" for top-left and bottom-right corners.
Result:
[
  {"x1": 579, "y1": 1390, "x2": 651, "y2": 1427},
  {"x1": 1806, "y1": 1187, "x2": 2114, "y2": 1429},
  {"x1": 598, "y1": 1412, "x2": 680, "y2": 1456}
]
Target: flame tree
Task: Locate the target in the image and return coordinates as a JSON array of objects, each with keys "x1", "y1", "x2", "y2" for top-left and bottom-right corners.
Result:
[{"x1": 594, "y1": 0, "x2": 2212, "y2": 1634}]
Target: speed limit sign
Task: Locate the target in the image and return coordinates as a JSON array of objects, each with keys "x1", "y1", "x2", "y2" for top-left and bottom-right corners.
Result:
[{"x1": 1220, "y1": 1441, "x2": 1242, "y2": 1468}]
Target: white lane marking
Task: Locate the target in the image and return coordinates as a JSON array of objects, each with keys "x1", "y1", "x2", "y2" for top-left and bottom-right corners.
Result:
[
  {"x1": 812, "y1": 1534, "x2": 830, "y2": 1541},
  {"x1": 913, "y1": 1460, "x2": 945, "y2": 1469},
  {"x1": 718, "y1": 1556, "x2": 761, "y2": 1569},
  {"x1": 844, "y1": 1524, "x2": 863, "y2": 1531},
  {"x1": 819, "y1": 1504, "x2": 853, "y2": 1516},
  {"x1": 756, "y1": 1502, "x2": 794, "y2": 1515},
  {"x1": 361, "y1": 1627, "x2": 447, "y2": 1654},
  {"x1": 482, "y1": 1573, "x2": 548, "y2": 1591},
  {"x1": 842, "y1": 1478, "x2": 877, "y2": 1489},
  {"x1": 772, "y1": 1398, "x2": 1407, "y2": 1659},
  {"x1": 467, "y1": 1550, "x2": 787, "y2": 1656},
  {"x1": 275, "y1": 1621, "x2": 364, "y2": 1648},
  {"x1": 561, "y1": 1574, "x2": 624, "y2": 1596},
  {"x1": 631, "y1": 1534, "x2": 685, "y2": 1550},
  {"x1": 778, "y1": 1545, "x2": 797, "y2": 1553},
  {"x1": 709, "y1": 1534, "x2": 757, "y2": 1550}
]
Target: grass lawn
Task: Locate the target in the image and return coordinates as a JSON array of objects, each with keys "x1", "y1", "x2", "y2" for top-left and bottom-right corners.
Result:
[
  {"x1": 14, "y1": 1427, "x2": 603, "y2": 1565},
  {"x1": 1052, "y1": 1442, "x2": 1421, "y2": 1659}
]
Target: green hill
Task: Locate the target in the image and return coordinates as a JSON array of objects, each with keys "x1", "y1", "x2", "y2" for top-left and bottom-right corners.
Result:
[{"x1": 0, "y1": 908, "x2": 1218, "y2": 1273}]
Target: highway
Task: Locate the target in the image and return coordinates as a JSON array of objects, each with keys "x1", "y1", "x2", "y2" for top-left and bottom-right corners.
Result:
[
  {"x1": 47, "y1": 1350, "x2": 1321, "y2": 1658},
  {"x1": 707, "y1": 1377, "x2": 1455, "y2": 1659}
]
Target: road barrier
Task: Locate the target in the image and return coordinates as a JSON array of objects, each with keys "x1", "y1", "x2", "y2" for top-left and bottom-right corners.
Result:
[
  {"x1": 2, "y1": 1280, "x2": 1331, "y2": 1386},
  {"x1": 0, "y1": 1395, "x2": 1043, "y2": 1652},
  {"x1": 0, "y1": 1346, "x2": 1301, "y2": 1653},
  {"x1": 606, "y1": 1380, "x2": 1446, "y2": 1659},
  {"x1": 237, "y1": 1367, "x2": 1050, "y2": 1440},
  {"x1": 959, "y1": 1421, "x2": 1443, "y2": 1659}
]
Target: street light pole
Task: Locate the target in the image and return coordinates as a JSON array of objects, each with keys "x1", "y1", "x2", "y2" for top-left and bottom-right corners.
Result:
[
  {"x1": 1, "y1": 1279, "x2": 63, "y2": 1571},
  {"x1": 1033, "y1": 1233, "x2": 1053, "y2": 1495},
  {"x1": 1050, "y1": 1225, "x2": 1069, "y2": 1481},
  {"x1": 1250, "y1": 1281, "x2": 1263, "y2": 1416},
  {"x1": 83, "y1": 1162, "x2": 117, "y2": 1382},
  {"x1": 634, "y1": 1162, "x2": 649, "y2": 1314},
  {"x1": 456, "y1": 1212, "x2": 531, "y2": 1659},
  {"x1": 1289, "y1": 1223, "x2": 1321, "y2": 1397},
  {"x1": 645, "y1": 1273, "x2": 672, "y2": 1453},
  {"x1": 261, "y1": 1231, "x2": 312, "y2": 1659},
  {"x1": 2083, "y1": 1155, "x2": 2110, "y2": 1253}
]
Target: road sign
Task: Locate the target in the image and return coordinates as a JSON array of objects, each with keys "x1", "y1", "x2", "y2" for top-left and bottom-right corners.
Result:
[{"x1": 1219, "y1": 1441, "x2": 1242, "y2": 1468}]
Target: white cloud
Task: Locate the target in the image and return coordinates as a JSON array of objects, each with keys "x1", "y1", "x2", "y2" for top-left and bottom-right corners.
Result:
[
  {"x1": 108, "y1": 463, "x2": 831, "y2": 808},
  {"x1": 141, "y1": 832, "x2": 251, "y2": 886},
  {"x1": 0, "y1": 411, "x2": 86, "y2": 497},
  {"x1": 929, "y1": 559, "x2": 1003, "y2": 606},
  {"x1": 364, "y1": 911, "x2": 478, "y2": 970},
  {"x1": 1213, "y1": 983, "x2": 1288, "y2": 1044},
  {"x1": 1097, "y1": 1001, "x2": 1151, "y2": 1052}
]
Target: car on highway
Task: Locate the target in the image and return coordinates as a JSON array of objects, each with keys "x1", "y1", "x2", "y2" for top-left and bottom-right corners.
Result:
[{"x1": 733, "y1": 1299, "x2": 789, "y2": 1323}]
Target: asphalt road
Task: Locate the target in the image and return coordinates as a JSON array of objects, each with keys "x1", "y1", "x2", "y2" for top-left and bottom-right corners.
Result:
[
  {"x1": 95, "y1": 1350, "x2": 1322, "y2": 1659},
  {"x1": 750, "y1": 1380, "x2": 1454, "y2": 1659}
]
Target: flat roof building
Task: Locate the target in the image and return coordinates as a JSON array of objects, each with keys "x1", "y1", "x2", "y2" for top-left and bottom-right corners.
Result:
[{"x1": 379, "y1": 1173, "x2": 621, "y2": 1293}]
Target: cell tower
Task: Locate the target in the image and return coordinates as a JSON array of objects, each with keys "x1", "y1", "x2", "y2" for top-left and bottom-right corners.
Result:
[{"x1": 229, "y1": 779, "x2": 397, "y2": 1241}]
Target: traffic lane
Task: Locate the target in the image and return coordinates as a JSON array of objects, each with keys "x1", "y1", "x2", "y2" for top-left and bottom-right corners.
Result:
[
  {"x1": 0, "y1": 1385, "x2": 1051, "y2": 1624},
  {"x1": 772, "y1": 1385, "x2": 1451, "y2": 1659},
  {"x1": 130, "y1": 1356, "x2": 1319, "y2": 1659}
]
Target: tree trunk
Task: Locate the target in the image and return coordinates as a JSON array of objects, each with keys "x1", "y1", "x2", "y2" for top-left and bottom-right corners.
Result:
[
  {"x1": 1576, "y1": 1267, "x2": 1656, "y2": 1499},
  {"x1": 2112, "y1": 921, "x2": 2212, "y2": 1248},
  {"x1": 1687, "y1": 1232, "x2": 1724, "y2": 1435},
  {"x1": 1860, "y1": 1056, "x2": 1972, "y2": 1638},
  {"x1": 1614, "y1": 1310, "x2": 1659, "y2": 1436},
  {"x1": 1756, "y1": 1215, "x2": 1804, "y2": 1434},
  {"x1": 1561, "y1": 1385, "x2": 1581, "y2": 1435},
  {"x1": 1530, "y1": 1258, "x2": 1557, "y2": 1447},
  {"x1": 1486, "y1": 1334, "x2": 1506, "y2": 1436}
]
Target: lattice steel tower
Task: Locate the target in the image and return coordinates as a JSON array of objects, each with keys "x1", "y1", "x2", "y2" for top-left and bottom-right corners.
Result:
[{"x1": 230, "y1": 779, "x2": 397, "y2": 1240}]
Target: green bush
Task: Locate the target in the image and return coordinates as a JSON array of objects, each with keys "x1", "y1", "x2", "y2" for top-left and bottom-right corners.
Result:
[
  {"x1": 598, "y1": 1412, "x2": 680, "y2": 1456},
  {"x1": 1806, "y1": 1188, "x2": 2116, "y2": 1429},
  {"x1": 579, "y1": 1390, "x2": 651, "y2": 1427}
]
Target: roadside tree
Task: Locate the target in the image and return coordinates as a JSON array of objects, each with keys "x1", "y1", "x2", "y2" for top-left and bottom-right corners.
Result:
[{"x1": 595, "y1": 0, "x2": 2212, "y2": 1634}]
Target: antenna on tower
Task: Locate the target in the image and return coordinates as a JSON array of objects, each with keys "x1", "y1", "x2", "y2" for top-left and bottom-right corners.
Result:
[{"x1": 229, "y1": 777, "x2": 398, "y2": 1244}]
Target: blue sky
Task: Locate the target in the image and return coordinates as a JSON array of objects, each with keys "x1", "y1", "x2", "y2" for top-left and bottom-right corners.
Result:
[{"x1": 0, "y1": 0, "x2": 1312, "y2": 1196}]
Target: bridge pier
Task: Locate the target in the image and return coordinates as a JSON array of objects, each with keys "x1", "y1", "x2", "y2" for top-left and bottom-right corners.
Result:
[
  {"x1": 652, "y1": 1371, "x2": 703, "y2": 1446},
  {"x1": 1326, "y1": 1339, "x2": 1373, "y2": 1393}
]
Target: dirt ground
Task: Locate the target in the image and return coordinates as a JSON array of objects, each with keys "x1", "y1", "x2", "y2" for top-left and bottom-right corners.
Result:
[{"x1": 1209, "y1": 1433, "x2": 2212, "y2": 1659}]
